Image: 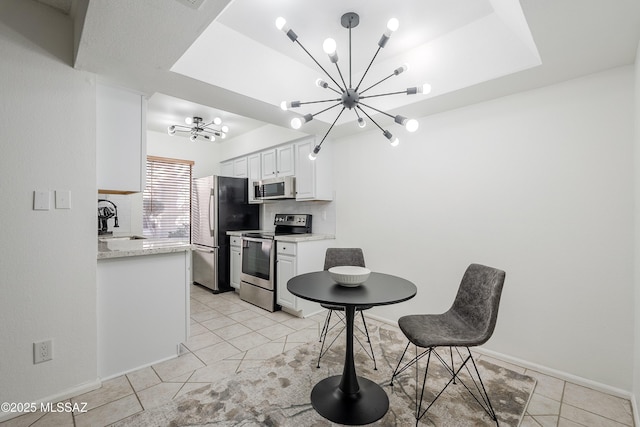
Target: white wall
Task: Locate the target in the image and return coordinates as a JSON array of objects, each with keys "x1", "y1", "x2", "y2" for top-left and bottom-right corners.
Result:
[
  {"x1": 147, "y1": 130, "x2": 221, "y2": 178},
  {"x1": 633, "y1": 41, "x2": 640, "y2": 416},
  {"x1": 0, "y1": 0, "x2": 99, "y2": 409},
  {"x1": 332, "y1": 66, "x2": 635, "y2": 391}
]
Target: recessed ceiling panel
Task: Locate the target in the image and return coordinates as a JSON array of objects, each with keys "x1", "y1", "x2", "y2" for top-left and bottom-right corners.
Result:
[{"x1": 171, "y1": 0, "x2": 541, "y2": 126}]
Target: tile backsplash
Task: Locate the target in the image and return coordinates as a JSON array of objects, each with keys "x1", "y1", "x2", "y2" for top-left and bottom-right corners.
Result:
[{"x1": 261, "y1": 199, "x2": 335, "y2": 235}]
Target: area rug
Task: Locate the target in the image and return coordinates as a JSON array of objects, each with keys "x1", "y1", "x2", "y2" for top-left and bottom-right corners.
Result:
[{"x1": 115, "y1": 324, "x2": 535, "y2": 426}]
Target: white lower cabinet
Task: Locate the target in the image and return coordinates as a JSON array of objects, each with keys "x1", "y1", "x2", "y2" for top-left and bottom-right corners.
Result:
[
  {"x1": 276, "y1": 239, "x2": 334, "y2": 317},
  {"x1": 230, "y1": 236, "x2": 242, "y2": 290},
  {"x1": 97, "y1": 251, "x2": 190, "y2": 378}
]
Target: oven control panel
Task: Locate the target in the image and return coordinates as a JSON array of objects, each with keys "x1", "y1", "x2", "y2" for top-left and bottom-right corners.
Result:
[{"x1": 274, "y1": 214, "x2": 310, "y2": 226}]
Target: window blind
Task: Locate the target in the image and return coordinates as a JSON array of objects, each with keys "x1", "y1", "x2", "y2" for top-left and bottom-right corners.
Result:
[{"x1": 143, "y1": 156, "x2": 193, "y2": 240}]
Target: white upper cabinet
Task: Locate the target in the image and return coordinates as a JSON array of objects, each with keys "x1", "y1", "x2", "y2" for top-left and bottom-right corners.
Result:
[
  {"x1": 261, "y1": 145, "x2": 295, "y2": 179},
  {"x1": 219, "y1": 138, "x2": 333, "y2": 202},
  {"x1": 247, "y1": 153, "x2": 262, "y2": 204},
  {"x1": 220, "y1": 157, "x2": 248, "y2": 178},
  {"x1": 295, "y1": 138, "x2": 333, "y2": 201},
  {"x1": 97, "y1": 83, "x2": 146, "y2": 193}
]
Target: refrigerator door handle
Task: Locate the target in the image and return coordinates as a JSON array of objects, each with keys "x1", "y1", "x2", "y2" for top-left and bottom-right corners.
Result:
[{"x1": 209, "y1": 188, "x2": 214, "y2": 237}]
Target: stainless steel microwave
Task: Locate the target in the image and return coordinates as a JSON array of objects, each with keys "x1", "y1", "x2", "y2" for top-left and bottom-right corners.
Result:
[{"x1": 253, "y1": 176, "x2": 296, "y2": 200}]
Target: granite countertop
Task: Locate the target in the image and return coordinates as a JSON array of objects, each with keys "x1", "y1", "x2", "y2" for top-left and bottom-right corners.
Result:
[
  {"x1": 97, "y1": 237, "x2": 191, "y2": 260},
  {"x1": 226, "y1": 230, "x2": 335, "y2": 242}
]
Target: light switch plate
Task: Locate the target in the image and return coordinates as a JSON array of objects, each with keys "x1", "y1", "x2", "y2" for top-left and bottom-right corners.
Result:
[
  {"x1": 33, "y1": 190, "x2": 50, "y2": 210},
  {"x1": 55, "y1": 190, "x2": 71, "y2": 209}
]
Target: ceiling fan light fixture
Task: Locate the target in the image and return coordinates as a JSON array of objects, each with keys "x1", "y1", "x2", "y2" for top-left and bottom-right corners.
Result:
[{"x1": 168, "y1": 116, "x2": 229, "y2": 142}]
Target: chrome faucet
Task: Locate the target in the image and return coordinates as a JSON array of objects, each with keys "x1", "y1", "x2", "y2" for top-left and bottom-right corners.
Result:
[{"x1": 98, "y1": 199, "x2": 119, "y2": 235}]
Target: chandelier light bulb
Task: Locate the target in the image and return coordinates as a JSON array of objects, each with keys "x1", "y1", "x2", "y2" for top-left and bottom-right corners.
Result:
[
  {"x1": 185, "y1": 117, "x2": 193, "y2": 125},
  {"x1": 167, "y1": 125, "x2": 176, "y2": 135},
  {"x1": 221, "y1": 125, "x2": 229, "y2": 133},
  {"x1": 280, "y1": 101, "x2": 288, "y2": 111},
  {"x1": 357, "y1": 117, "x2": 366, "y2": 128},
  {"x1": 384, "y1": 130, "x2": 399, "y2": 147},
  {"x1": 386, "y1": 18, "x2": 400, "y2": 33},
  {"x1": 322, "y1": 38, "x2": 337, "y2": 55},
  {"x1": 213, "y1": 117, "x2": 222, "y2": 125},
  {"x1": 275, "y1": 17, "x2": 287, "y2": 31},
  {"x1": 419, "y1": 83, "x2": 432, "y2": 94},
  {"x1": 291, "y1": 117, "x2": 302, "y2": 129},
  {"x1": 316, "y1": 78, "x2": 329, "y2": 88},
  {"x1": 189, "y1": 134, "x2": 197, "y2": 142},
  {"x1": 406, "y1": 119, "x2": 419, "y2": 132},
  {"x1": 394, "y1": 64, "x2": 408, "y2": 76},
  {"x1": 323, "y1": 38, "x2": 338, "y2": 63},
  {"x1": 308, "y1": 145, "x2": 321, "y2": 161}
]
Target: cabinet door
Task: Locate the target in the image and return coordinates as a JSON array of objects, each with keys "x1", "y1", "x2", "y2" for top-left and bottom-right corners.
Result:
[
  {"x1": 276, "y1": 255, "x2": 296, "y2": 309},
  {"x1": 295, "y1": 140, "x2": 315, "y2": 200},
  {"x1": 233, "y1": 157, "x2": 248, "y2": 177},
  {"x1": 230, "y1": 247, "x2": 241, "y2": 289},
  {"x1": 220, "y1": 161, "x2": 233, "y2": 177},
  {"x1": 247, "y1": 153, "x2": 262, "y2": 204},
  {"x1": 97, "y1": 84, "x2": 146, "y2": 193},
  {"x1": 261, "y1": 150, "x2": 277, "y2": 179},
  {"x1": 276, "y1": 145, "x2": 295, "y2": 177}
]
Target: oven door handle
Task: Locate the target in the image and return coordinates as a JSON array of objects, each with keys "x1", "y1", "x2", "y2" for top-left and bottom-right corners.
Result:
[{"x1": 241, "y1": 237, "x2": 269, "y2": 245}]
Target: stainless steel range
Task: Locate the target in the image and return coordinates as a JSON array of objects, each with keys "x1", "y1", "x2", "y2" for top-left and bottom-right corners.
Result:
[{"x1": 239, "y1": 214, "x2": 312, "y2": 311}]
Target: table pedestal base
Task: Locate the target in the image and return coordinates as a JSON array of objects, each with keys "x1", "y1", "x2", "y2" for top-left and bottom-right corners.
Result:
[{"x1": 310, "y1": 375, "x2": 389, "y2": 425}]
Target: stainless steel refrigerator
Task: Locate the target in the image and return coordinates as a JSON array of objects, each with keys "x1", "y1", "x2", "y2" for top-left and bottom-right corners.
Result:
[{"x1": 191, "y1": 175, "x2": 259, "y2": 293}]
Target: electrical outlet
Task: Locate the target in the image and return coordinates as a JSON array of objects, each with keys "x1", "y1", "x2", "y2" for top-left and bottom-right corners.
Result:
[{"x1": 34, "y1": 340, "x2": 53, "y2": 364}]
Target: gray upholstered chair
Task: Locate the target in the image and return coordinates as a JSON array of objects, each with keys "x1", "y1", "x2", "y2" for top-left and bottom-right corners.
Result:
[
  {"x1": 390, "y1": 263, "x2": 506, "y2": 426},
  {"x1": 317, "y1": 248, "x2": 376, "y2": 369}
]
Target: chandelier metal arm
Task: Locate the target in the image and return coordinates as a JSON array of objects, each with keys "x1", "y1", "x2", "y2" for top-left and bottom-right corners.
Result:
[
  {"x1": 358, "y1": 102, "x2": 395, "y2": 120},
  {"x1": 299, "y1": 98, "x2": 342, "y2": 106},
  {"x1": 317, "y1": 106, "x2": 346, "y2": 150},
  {"x1": 359, "y1": 89, "x2": 410, "y2": 100},
  {"x1": 360, "y1": 72, "x2": 397, "y2": 95},
  {"x1": 295, "y1": 39, "x2": 344, "y2": 92},
  {"x1": 310, "y1": 101, "x2": 343, "y2": 118},
  {"x1": 334, "y1": 62, "x2": 348, "y2": 91},
  {"x1": 354, "y1": 46, "x2": 382, "y2": 92}
]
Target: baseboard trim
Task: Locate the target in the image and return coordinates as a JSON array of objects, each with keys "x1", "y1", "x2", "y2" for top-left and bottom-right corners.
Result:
[{"x1": 0, "y1": 379, "x2": 102, "y2": 423}]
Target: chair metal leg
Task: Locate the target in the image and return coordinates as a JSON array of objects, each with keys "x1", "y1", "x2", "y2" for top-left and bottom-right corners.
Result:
[
  {"x1": 391, "y1": 344, "x2": 499, "y2": 426},
  {"x1": 317, "y1": 310, "x2": 335, "y2": 368}
]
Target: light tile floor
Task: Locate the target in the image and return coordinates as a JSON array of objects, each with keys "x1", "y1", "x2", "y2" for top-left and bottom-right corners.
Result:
[{"x1": 1, "y1": 284, "x2": 635, "y2": 426}]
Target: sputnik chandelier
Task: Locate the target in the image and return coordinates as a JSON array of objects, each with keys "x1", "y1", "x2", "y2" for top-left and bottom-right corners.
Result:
[
  {"x1": 167, "y1": 116, "x2": 229, "y2": 142},
  {"x1": 276, "y1": 12, "x2": 431, "y2": 159}
]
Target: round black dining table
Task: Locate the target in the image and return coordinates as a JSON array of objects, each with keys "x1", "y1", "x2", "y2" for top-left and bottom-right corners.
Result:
[{"x1": 287, "y1": 270, "x2": 417, "y2": 425}]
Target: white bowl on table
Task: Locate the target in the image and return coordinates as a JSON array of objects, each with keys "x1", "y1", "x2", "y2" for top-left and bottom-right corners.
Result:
[{"x1": 328, "y1": 266, "x2": 371, "y2": 287}]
